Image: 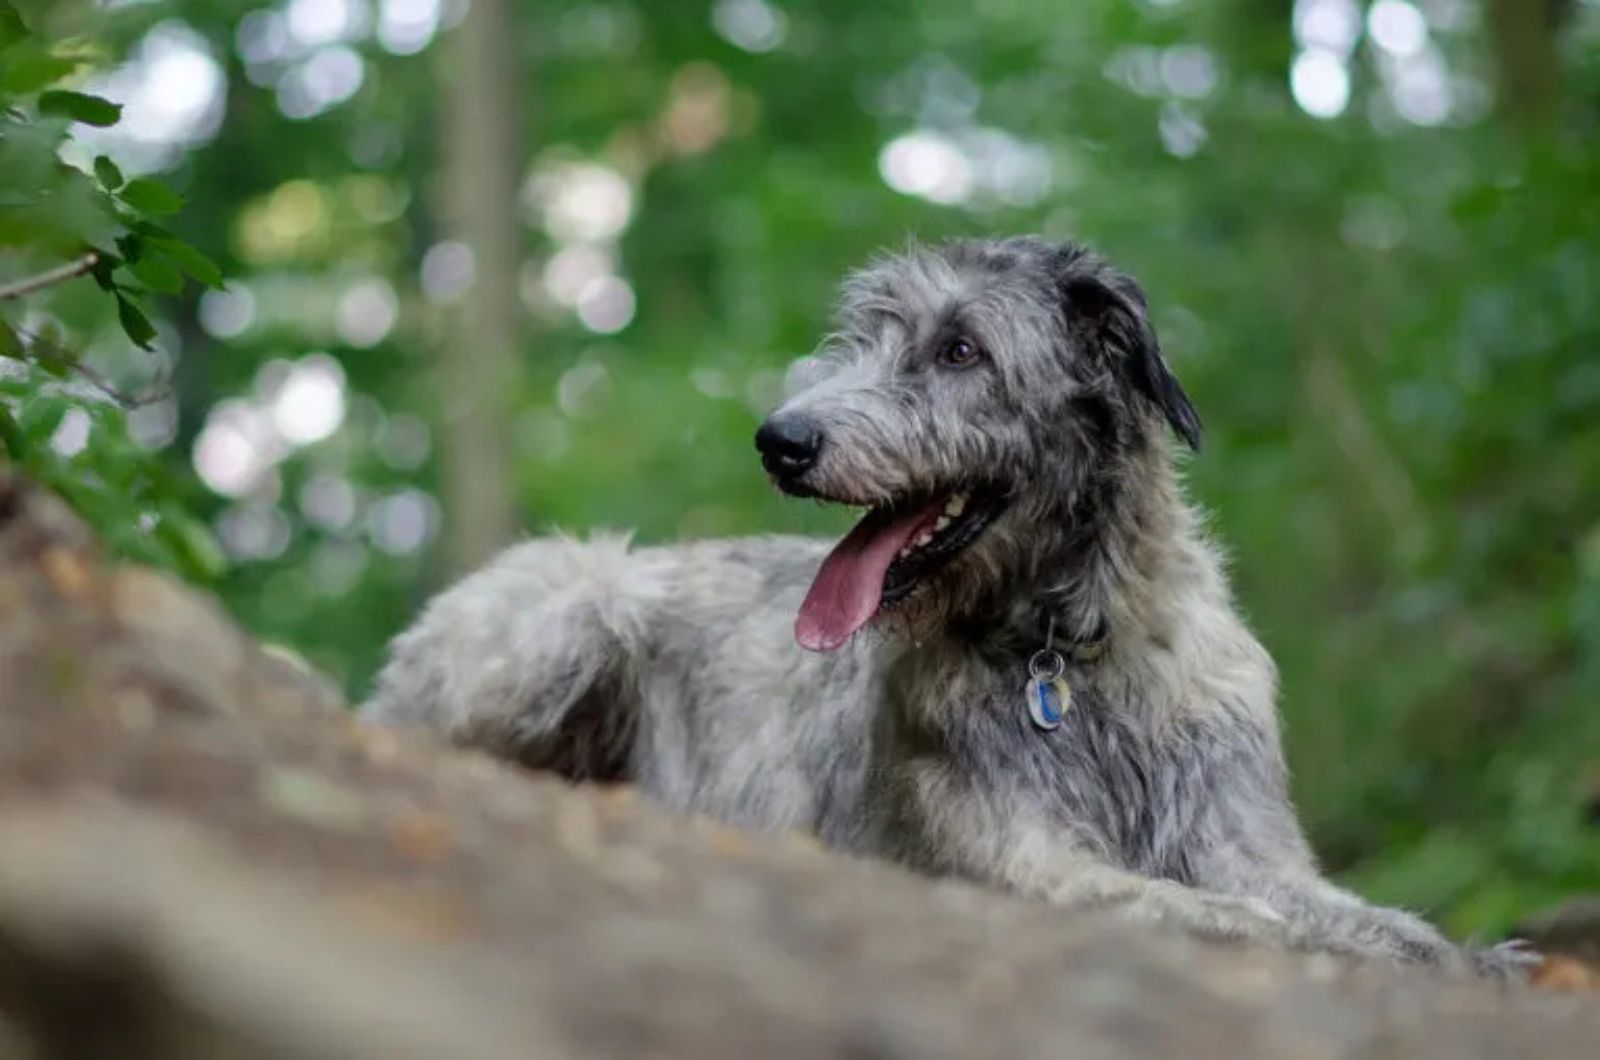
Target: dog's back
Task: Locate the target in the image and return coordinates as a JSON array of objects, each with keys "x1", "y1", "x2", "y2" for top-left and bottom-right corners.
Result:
[{"x1": 364, "y1": 533, "x2": 883, "y2": 840}]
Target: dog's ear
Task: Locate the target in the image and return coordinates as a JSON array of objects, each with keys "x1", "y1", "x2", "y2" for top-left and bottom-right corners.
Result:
[{"x1": 1060, "y1": 264, "x2": 1203, "y2": 452}]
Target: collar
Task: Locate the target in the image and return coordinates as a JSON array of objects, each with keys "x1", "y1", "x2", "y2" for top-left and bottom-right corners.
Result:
[{"x1": 1033, "y1": 611, "x2": 1110, "y2": 665}]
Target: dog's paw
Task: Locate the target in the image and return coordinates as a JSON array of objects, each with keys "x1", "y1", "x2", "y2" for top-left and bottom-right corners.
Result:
[
  {"x1": 1469, "y1": 938, "x2": 1541, "y2": 982},
  {"x1": 1288, "y1": 905, "x2": 1529, "y2": 979}
]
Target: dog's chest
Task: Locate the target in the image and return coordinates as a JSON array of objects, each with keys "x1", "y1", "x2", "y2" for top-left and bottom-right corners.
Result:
[{"x1": 885, "y1": 675, "x2": 1207, "y2": 882}]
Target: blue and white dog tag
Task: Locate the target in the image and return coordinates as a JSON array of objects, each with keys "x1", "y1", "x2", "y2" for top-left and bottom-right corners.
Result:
[{"x1": 1025, "y1": 649, "x2": 1071, "y2": 732}]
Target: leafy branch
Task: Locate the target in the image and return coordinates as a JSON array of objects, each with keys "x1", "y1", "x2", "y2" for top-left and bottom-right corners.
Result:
[
  {"x1": 0, "y1": 251, "x2": 99, "y2": 300},
  {"x1": 3, "y1": 322, "x2": 170, "y2": 408},
  {"x1": 0, "y1": 0, "x2": 226, "y2": 584}
]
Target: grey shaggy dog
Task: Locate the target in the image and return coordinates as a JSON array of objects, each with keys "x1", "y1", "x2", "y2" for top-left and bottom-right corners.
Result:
[{"x1": 365, "y1": 236, "x2": 1525, "y2": 977}]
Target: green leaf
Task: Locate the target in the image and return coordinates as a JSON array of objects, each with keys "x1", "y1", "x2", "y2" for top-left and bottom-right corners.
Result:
[
  {"x1": 16, "y1": 393, "x2": 67, "y2": 440},
  {"x1": 32, "y1": 320, "x2": 63, "y2": 351},
  {"x1": 118, "y1": 178, "x2": 183, "y2": 217},
  {"x1": 26, "y1": 334, "x2": 73, "y2": 379},
  {"x1": 31, "y1": 340, "x2": 73, "y2": 378},
  {"x1": 38, "y1": 90, "x2": 122, "y2": 127},
  {"x1": 0, "y1": 404, "x2": 23, "y2": 459},
  {"x1": 0, "y1": 321, "x2": 21, "y2": 360},
  {"x1": 131, "y1": 220, "x2": 174, "y2": 240},
  {"x1": 0, "y1": 3, "x2": 29, "y2": 50},
  {"x1": 93, "y1": 154, "x2": 124, "y2": 191},
  {"x1": 90, "y1": 251, "x2": 119, "y2": 291},
  {"x1": 152, "y1": 238, "x2": 223, "y2": 289},
  {"x1": 114, "y1": 233, "x2": 142, "y2": 264},
  {"x1": 158, "y1": 505, "x2": 227, "y2": 581},
  {"x1": 115, "y1": 293, "x2": 156, "y2": 350},
  {"x1": 129, "y1": 254, "x2": 183, "y2": 294},
  {"x1": 0, "y1": 47, "x2": 76, "y2": 94}
]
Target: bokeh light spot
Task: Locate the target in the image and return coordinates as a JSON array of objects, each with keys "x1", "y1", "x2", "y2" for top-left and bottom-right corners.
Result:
[
  {"x1": 271, "y1": 354, "x2": 348, "y2": 446},
  {"x1": 1368, "y1": 0, "x2": 1428, "y2": 57},
  {"x1": 217, "y1": 501, "x2": 292, "y2": 561},
  {"x1": 368, "y1": 489, "x2": 439, "y2": 555},
  {"x1": 1290, "y1": 48, "x2": 1350, "y2": 118},
  {"x1": 575, "y1": 276, "x2": 636, "y2": 333},
  {"x1": 525, "y1": 160, "x2": 634, "y2": 244},
  {"x1": 879, "y1": 131, "x2": 974, "y2": 205},
  {"x1": 420, "y1": 240, "x2": 476, "y2": 302},
  {"x1": 199, "y1": 285, "x2": 257, "y2": 339},
  {"x1": 50, "y1": 407, "x2": 91, "y2": 457},
  {"x1": 378, "y1": 0, "x2": 443, "y2": 54},
  {"x1": 300, "y1": 473, "x2": 359, "y2": 532},
  {"x1": 1293, "y1": 0, "x2": 1362, "y2": 57},
  {"x1": 711, "y1": 0, "x2": 788, "y2": 53},
  {"x1": 337, "y1": 278, "x2": 399, "y2": 347}
]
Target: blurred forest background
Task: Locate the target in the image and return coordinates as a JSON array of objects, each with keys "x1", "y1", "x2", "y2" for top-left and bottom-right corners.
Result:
[{"x1": 1, "y1": 0, "x2": 1597, "y2": 939}]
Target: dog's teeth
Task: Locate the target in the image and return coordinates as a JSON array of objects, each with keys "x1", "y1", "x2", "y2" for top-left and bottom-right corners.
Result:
[
  {"x1": 933, "y1": 516, "x2": 950, "y2": 532},
  {"x1": 945, "y1": 495, "x2": 967, "y2": 517},
  {"x1": 915, "y1": 532, "x2": 933, "y2": 547}
]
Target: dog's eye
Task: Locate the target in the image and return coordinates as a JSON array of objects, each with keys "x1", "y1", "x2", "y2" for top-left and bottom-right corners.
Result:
[{"x1": 939, "y1": 337, "x2": 983, "y2": 370}]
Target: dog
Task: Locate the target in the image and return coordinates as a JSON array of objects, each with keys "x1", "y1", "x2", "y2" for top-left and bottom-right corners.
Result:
[{"x1": 364, "y1": 236, "x2": 1524, "y2": 976}]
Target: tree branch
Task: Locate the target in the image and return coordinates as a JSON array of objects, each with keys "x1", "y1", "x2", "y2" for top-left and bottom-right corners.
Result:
[
  {"x1": 17, "y1": 328, "x2": 170, "y2": 409},
  {"x1": 0, "y1": 252, "x2": 100, "y2": 301}
]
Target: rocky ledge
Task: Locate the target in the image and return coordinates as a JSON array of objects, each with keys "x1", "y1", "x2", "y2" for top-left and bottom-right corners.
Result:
[{"x1": 0, "y1": 473, "x2": 1595, "y2": 1059}]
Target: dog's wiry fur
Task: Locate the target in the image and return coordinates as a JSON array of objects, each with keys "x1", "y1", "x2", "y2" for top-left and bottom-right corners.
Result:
[{"x1": 365, "y1": 237, "x2": 1524, "y2": 976}]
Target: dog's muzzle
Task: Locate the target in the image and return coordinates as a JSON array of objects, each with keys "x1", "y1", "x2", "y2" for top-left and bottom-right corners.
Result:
[{"x1": 755, "y1": 414, "x2": 824, "y2": 493}]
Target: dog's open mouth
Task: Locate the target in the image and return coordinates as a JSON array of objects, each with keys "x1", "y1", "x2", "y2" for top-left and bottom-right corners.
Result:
[{"x1": 795, "y1": 487, "x2": 1004, "y2": 652}]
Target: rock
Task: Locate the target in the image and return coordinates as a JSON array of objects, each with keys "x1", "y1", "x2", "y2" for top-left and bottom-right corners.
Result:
[
  {"x1": 0, "y1": 471, "x2": 1596, "y2": 1058},
  {"x1": 1532, "y1": 956, "x2": 1600, "y2": 995},
  {"x1": 1518, "y1": 898, "x2": 1600, "y2": 967}
]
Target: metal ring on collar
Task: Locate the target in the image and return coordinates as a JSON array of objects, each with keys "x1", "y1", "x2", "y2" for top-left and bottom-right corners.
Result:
[{"x1": 1028, "y1": 649, "x2": 1066, "y2": 681}]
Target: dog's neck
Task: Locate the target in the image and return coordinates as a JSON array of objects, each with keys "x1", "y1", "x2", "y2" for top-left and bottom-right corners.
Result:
[
  {"x1": 893, "y1": 438, "x2": 1266, "y2": 732},
  {"x1": 961, "y1": 439, "x2": 1208, "y2": 663}
]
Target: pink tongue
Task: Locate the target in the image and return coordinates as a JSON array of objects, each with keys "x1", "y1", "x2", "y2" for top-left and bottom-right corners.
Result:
[{"x1": 795, "y1": 501, "x2": 941, "y2": 652}]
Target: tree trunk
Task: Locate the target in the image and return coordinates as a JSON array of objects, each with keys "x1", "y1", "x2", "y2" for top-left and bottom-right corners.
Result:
[
  {"x1": 1485, "y1": 0, "x2": 1566, "y2": 131},
  {"x1": 436, "y1": 0, "x2": 525, "y2": 573}
]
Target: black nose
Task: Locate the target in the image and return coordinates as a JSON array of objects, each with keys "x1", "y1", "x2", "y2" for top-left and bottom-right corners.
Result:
[{"x1": 755, "y1": 415, "x2": 823, "y2": 479}]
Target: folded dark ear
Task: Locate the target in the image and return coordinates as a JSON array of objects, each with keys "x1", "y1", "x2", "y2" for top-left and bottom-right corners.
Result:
[{"x1": 1061, "y1": 265, "x2": 1203, "y2": 452}]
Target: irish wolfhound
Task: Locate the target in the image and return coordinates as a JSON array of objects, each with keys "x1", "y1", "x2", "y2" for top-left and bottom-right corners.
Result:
[{"x1": 364, "y1": 236, "x2": 1523, "y2": 976}]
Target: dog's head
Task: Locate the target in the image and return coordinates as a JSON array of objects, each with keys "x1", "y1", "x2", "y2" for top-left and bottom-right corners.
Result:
[{"x1": 756, "y1": 237, "x2": 1200, "y2": 652}]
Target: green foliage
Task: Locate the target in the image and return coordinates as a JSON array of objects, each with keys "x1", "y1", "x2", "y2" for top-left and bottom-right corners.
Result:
[
  {"x1": 118, "y1": 177, "x2": 184, "y2": 217},
  {"x1": 37, "y1": 89, "x2": 121, "y2": 127},
  {"x1": 92, "y1": 153, "x2": 123, "y2": 191},
  {"x1": 2, "y1": 0, "x2": 1597, "y2": 939},
  {"x1": 0, "y1": 0, "x2": 223, "y2": 582}
]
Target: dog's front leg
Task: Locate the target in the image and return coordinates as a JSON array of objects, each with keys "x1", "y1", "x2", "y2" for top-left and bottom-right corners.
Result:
[
  {"x1": 899, "y1": 773, "x2": 1294, "y2": 948},
  {"x1": 1027, "y1": 858, "x2": 1298, "y2": 946},
  {"x1": 1186, "y1": 770, "x2": 1536, "y2": 978},
  {"x1": 1207, "y1": 867, "x2": 1535, "y2": 978}
]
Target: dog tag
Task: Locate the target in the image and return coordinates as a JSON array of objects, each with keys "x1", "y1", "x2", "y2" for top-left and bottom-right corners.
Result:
[
  {"x1": 1025, "y1": 675, "x2": 1071, "y2": 731},
  {"x1": 1025, "y1": 648, "x2": 1071, "y2": 732}
]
